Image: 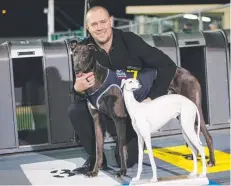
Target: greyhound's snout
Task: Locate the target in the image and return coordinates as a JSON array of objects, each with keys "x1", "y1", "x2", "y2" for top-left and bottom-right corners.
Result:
[
  {"x1": 74, "y1": 70, "x2": 82, "y2": 75},
  {"x1": 74, "y1": 64, "x2": 82, "y2": 74}
]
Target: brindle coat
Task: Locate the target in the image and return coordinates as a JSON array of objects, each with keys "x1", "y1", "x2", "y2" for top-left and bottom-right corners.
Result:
[
  {"x1": 168, "y1": 67, "x2": 215, "y2": 166},
  {"x1": 71, "y1": 44, "x2": 215, "y2": 178},
  {"x1": 72, "y1": 44, "x2": 128, "y2": 177}
]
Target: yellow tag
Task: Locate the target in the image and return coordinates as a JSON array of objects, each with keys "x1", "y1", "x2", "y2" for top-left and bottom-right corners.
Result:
[{"x1": 127, "y1": 70, "x2": 138, "y2": 79}]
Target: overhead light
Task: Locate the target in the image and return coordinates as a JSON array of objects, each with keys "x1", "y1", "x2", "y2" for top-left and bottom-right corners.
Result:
[
  {"x1": 183, "y1": 14, "x2": 211, "y2": 22},
  {"x1": 1, "y1": 9, "x2": 7, "y2": 15},
  {"x1": 201, "y1": 16, "x2": 211, "y2": 22},
  {"x1": 183, "y1": 14, "x2": 198, "y2": 20}
]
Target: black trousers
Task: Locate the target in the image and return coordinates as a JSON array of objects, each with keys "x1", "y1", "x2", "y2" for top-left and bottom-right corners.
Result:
[{"x1": 68, "y1": 99, "x2": 138, "y2": 168}]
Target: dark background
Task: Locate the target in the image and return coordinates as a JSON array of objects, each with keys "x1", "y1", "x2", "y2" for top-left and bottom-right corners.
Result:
[{"x1": 0, "y1": 0, "x2": 229, "y2": 37}]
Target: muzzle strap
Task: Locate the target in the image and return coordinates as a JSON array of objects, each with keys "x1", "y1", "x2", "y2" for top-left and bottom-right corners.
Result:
[{"x1": 126, "y1": 70, "x2": 138, "y2": 80}]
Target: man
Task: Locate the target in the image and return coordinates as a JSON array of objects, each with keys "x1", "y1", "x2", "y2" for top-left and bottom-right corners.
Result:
[
  {"x1": 68, "y1": 6, "x2": 177, "y2": 173},
  {"x1": 182, "y1": 22, "x2": 193, "y2": 32},
  {"x1": 209, "y1": 21, "x2": 218, "y2": 31}
]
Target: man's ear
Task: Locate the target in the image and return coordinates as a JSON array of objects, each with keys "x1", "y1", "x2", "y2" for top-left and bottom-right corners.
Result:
[
  {"x1": 110, "y1": 16, "x2": 114, "y2": 27},
  {"x1": 85, "y1": 22, "x2": 89, "y2": 32},
  {"x1": 72, "y1": 44, "x2": 82, "y2": 54},
  {"x1": 87, "y1": 43, "x2": 97, "y2": 51}
]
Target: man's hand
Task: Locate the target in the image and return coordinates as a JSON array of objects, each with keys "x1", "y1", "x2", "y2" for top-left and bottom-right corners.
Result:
[
  {"x1": 74, "y1": 72, "x2": 95, "y2": 93},
  {"x1": 142, "y1": 97, "x2": 151, "y2": 103}
]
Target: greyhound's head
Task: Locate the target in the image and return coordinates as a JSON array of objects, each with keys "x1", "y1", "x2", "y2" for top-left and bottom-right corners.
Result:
[
  {"x1": 121, "y1": 78, "x2": 142, "y2": 91},
  {"x1": 72, "y1": 44, "x2": 98, "y2": 74}
]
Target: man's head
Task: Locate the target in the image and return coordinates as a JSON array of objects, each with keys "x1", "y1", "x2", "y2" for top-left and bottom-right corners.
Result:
[
  {"x1": 183, "y1": 22, "x2": 192, "y2": 30},
  {"x1": 209, "y1": 21, "x2": 218, "y2": 31},
  {"x1": 85, "y1": 6, "x2": 113, "y2": 45}
]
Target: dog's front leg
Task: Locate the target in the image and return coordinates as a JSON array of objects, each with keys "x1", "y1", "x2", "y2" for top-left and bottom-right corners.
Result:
[
  {"x1": 85, "y1": 104, "x2": 104, "y2": 177},
  {"x1": 112, "y1": 96, "x2": 129, "y2": 177},
  {"x1": 97, "y1": 89, "x2": 128, "y2": 177},
  {"x1": 114, "y1": 118, "x2": 127, "y2": 177},
  {"x1": 131, "y1": 126, "x2": 144, "y2": 182}
]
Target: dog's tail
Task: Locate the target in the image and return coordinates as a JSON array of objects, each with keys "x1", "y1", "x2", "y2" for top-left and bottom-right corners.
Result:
[{"x1": 195, "y1": 104, "x2": 202, "y2": 145}]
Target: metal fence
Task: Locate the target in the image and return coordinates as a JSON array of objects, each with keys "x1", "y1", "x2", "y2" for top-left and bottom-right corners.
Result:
[{"x1": 115, "y1": 3, "x2": 230, "y2": 35}]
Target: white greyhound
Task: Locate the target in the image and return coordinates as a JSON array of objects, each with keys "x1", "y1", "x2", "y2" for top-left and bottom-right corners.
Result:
[{"x1": 121, "y1": 78, "x2": 207, "y2": 183}]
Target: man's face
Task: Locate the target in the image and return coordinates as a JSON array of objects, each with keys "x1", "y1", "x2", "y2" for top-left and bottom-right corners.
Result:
[
  {"x1": 209, "y1": 24, "x2": 217, "y2": 30},
  {"x1": 86, "y1": 9, "x2": 113, "y2": 44}
]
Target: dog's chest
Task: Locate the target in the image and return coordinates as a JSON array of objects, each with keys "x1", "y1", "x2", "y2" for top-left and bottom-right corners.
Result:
[{"x1": 87, "y1": 69, "x2": 156, "y2": 109}]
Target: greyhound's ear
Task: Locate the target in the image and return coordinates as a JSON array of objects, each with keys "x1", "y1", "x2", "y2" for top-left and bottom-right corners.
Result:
[
  {"x1": 120, "y1": 79, "x2": 126, "y2": 88},
  {"x1": 87, "y1": 44, "x2": 98, "y2": 52},
  {"x1": 72, "y1": 44, "x2": 82, "y2": 54}
]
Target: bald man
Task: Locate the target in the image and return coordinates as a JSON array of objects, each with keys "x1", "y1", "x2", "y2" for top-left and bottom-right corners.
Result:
[{"x1": 68, "y1": 6, "x2": 176, "y2": 175}]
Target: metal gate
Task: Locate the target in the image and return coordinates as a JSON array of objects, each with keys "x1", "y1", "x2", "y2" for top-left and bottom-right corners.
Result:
[
  {"x1": 140, "y1": 33, "x2": 179, "y2": 65},
  {"x1": 140, "y1": 33, "x2": 181, "y2": 134},
  {"x1": 0, "y1": 40, "x2": 76, "y2": 155},
  {"x1": 140, "y1": 30, "x2": 230, "y2": 135},
  {"x1": 139, "y1": 34, "x2": 155, "y2": 47},
  {"x1": 203, "y1": 30, "x2": 230, "y2": 126},
  {"x1": 42, "y1": 40, "x2": 75, "y2": 144},
  {"x1": 0, "y1": 43, "x2": 17, "y2": 151},
  {"x1": 152, "y1": 32, "x2": 180, "y2": 65},
  {"x1": 152, "y1": 33, "x2": 181, "y2": 132},
  {"x1": 174, "y1": 30, "x2": 230, "y2": 128},
  {"x1": 220, "y1": 29, "x2": 230, "y2": 123}
]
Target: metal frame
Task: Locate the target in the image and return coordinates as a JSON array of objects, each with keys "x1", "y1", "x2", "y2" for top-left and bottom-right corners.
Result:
[
  {"x1": 7, "y1": 41, "x2": 20, "y2": 149},
  {"x1": 157, "y1": 31, "x2": 181, "y2": 66},
  {"x1": 219, "y1": 29, "x2": 231, "y2": 122},
  {"x1": 41, "y1": 39, "x2": 53, "y2": 144},
  {"x1": 139, "y1": 31, "x2": 230, "y2": 133},
  {"x1": 170, "y1": 31, "x2": 212, "y2": 126},
  {"x1": 202, "y1": 30, "x2": 230, "y2": 125},
  {"x1": 0, "y1": 42, "x2": 18, "y2": 150},
  {"x1": 0, "y1": 40, "x2": 79, "y2": 155},
  {"x1": 42, "y1": 40, "x2": 76, "y2": 144}
]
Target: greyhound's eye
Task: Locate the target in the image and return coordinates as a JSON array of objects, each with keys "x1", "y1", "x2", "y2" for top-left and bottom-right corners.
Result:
[{"x1": 129, "y1": 80, "x2": 132, "y2": 83}]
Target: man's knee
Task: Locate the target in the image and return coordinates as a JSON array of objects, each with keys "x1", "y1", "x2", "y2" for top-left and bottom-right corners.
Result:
[{"x1": 68, "y1": 100, "x2": 88, "y2": 118}]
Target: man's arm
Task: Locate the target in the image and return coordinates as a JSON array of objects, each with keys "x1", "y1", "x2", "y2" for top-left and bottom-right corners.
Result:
[{"x1": 126, "y1": 32, "x2": 177, "y2": 99}]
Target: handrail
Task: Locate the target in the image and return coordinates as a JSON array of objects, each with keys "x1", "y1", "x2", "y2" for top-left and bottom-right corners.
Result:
[
  {"x1": 159, "y1": 3, "x2": 230, "y2": 21},
  {"x1": 115, "y1": 3, "x2": 230, "y2": 31}
]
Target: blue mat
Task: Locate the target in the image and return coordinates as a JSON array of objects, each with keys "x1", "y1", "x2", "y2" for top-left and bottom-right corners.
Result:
[{"x1": 209, "y1": 180, "x2": 220, "y2": 185}]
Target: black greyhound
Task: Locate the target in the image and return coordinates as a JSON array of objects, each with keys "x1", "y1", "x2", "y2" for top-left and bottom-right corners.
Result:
[
  {"x1": 72, "y1": 43, "x2": 215, "y2": 177},
  {"x1": 168, "y1": 67, "x2": 215, "y2": 167},
  {"x1": 72, "y1": 43, "x2": 130, "y2": 177}
]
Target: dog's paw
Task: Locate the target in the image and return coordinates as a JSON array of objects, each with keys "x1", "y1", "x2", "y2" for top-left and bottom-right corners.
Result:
[
  {"x1": 115, "y1": 169, "x2": 127, "y2": 177},
  {"x1": 188, "y1": 172, "x2": 197, "y2": 178},
  {"x1": 207, "y1": 160, "x2": 215, "y2": 167},
  {"x1": 199, "y1": 173, "x2": 206, "y2": 178},
  {"x1": 84, "y1": 170, "x2": 99, "y2": 178},
  {"x1": 150, "y1": 177, "x2": 158, "y2": 183},
  {"x1": 72, "y1": 167, "x2": 88, "y2": 175},
  {"x1": 131, "y1": 176, "x2": 140, "y2": 182}
]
